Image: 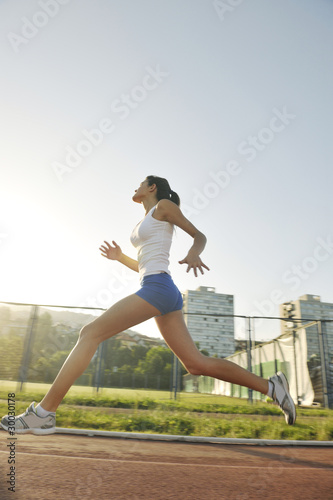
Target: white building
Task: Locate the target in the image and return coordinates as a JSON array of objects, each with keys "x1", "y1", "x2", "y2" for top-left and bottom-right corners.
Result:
[
  {"x1": 279, "y1": 294, "x2": 333, "y2": 358},
  {"x1": 182, "y1": 286, "x2": 235, "y2": 357}
]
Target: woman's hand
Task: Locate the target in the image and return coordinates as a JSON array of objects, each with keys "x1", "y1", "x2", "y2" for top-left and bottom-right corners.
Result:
[
  {"x1": 179, "y1": 250, "x2": 210, "y2": 277},
  {"x1": 99, "y1": 240, "x2": 122, "y2": 261}
]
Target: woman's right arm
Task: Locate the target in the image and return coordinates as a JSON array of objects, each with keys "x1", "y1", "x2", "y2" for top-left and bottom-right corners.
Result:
[{"x1": 99, "y1": 240, "x2": 139, "y2": 273}]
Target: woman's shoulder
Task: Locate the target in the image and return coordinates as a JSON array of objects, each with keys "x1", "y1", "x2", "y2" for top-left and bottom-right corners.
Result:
[
  {"x1": 156, "y1": 198, "x2": 179, "y2": 211},
  {"x1": 154, "y1": 199, "x2": 179, "y2": 221}
]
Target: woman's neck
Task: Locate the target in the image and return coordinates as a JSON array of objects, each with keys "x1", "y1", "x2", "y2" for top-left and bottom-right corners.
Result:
[{"x1": 142, "y1": 199, "x2": 158, "y2": 215}]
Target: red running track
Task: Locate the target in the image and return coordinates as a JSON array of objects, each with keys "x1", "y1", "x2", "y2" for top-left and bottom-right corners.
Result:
[{"x1": 0, "y1": 433, "x2": 332, "y2": 499}]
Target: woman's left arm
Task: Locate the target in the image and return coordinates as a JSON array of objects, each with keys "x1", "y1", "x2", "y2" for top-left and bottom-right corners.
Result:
[{"x1": 155, "y1": 200, "x2": 210, "y2": 277}]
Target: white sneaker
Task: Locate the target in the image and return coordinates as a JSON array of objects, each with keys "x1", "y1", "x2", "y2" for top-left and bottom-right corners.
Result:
[
  {"x1": 269, "y1": 372, "x2": 296, "y2": 425},
  {"x1": 0, "y1": 402, "x2": 56, "y2": 435}
]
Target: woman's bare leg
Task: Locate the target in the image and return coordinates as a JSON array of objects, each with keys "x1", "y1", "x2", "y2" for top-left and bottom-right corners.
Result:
[
  {"x1": 39, "y1": 295, "x2": 160, "y2": 412},
  {"x1": 155, "y1": 310, "x2": 268, "y2": 394}
]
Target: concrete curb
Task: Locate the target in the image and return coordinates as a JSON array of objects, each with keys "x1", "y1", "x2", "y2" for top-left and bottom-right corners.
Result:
[{"x1": 55, "y1": 427, "x2": 333, "y2": 447}]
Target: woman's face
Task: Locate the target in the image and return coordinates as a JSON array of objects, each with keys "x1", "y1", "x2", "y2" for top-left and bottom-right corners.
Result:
[{"x1": 132, "y1": 179, "x2": 149, "y2": 203}]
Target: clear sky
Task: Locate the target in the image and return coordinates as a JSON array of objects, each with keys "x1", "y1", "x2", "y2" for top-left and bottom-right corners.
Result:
[{"x1": 1, "y1": 0, "x2": 332, "y2": 341}]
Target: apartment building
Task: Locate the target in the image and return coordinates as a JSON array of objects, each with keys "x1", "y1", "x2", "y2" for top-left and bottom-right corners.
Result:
[{"x1": 182, "y1": 286, "x2": 235, "y2": 357}]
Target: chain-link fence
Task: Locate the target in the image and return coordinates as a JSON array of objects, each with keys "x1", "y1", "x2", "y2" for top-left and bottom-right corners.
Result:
[
  {"x1": 0, "y1": 301, "x2": 332, "y2": 407},
  {"x1": 186, "y1": 315, "x2": 333, "y2": 409},
  {"x1": 0, "y1": 301, "x2": 177, "y2": 395}
]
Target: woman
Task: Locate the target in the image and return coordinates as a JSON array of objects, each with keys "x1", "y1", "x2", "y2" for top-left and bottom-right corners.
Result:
[{"x1": 1, "y1": 176, "x2": 296, "y2": 434}]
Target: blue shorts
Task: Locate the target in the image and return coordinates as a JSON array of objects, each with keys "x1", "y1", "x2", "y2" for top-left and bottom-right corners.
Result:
[{"x1": 135, "y1": 273, "x2": 183, "y2": 316}]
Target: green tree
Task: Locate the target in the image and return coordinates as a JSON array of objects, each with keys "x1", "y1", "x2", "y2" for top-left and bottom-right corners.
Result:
[
  {"x1": 131, "y1": 344, "x2": 149, "y2": 364},
  {"x1": 0, "y1": 331, "x2": 24, "y2": 380},
  {"x1": 30, "y1": 350, "x2": 69, "y2": 383},
  {"x1": 136, "y1": 346, "x2": 173, "y2": 375},
  {"x1": 115, "y1": 346, "x2": 133, "y2": 367}
]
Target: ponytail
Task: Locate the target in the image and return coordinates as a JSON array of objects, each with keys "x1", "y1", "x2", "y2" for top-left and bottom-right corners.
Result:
[
  {"x1": 146, "y1": 175, "x2": 180, "y2": 206},
  {"x1": 169, "y1": 189, "x2": 180, "y2": 206}
]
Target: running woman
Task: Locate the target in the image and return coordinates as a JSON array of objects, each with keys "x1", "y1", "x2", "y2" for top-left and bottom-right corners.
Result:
[{"x1": 1, "y1": 176, "x2": 296, "y2": 434}]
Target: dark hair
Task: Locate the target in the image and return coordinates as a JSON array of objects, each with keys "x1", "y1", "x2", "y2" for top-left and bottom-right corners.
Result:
[{"x1": 146, "y1": 175, "x2": 180, "y2": 206}]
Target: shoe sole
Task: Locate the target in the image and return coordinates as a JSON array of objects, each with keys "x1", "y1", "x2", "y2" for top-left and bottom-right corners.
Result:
[
  {"x1": 276, "y1": 372, "x2": 296, "y2": 425},
  {"x1": 0, "y1": 422, "x2": 56, "y2": 435}
]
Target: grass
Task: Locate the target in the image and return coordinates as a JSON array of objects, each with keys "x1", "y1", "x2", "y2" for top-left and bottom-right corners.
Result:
[
  {"x1": 0, "y1": 381, "x2": 251, "y2": 404},
  {"x1": 1, "y1": 381, "x2": 332, "y2": 441}
]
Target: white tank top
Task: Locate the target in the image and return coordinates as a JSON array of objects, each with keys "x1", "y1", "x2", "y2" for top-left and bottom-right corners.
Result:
[{"x1": 130, "y1": 205, "x2": 174, "y2": 280}]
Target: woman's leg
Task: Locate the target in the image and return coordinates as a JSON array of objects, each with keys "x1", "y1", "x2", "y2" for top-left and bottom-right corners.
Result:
[
  {"x1": 155, "y1": 310, "x2": 269, "y2": 394},
  {"x1": 39, "y1": 295, "x2": 161, "y2": 412}
]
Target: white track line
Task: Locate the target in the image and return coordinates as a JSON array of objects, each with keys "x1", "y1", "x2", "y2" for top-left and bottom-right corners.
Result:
[{"x1": 0, "y1": 451, "x2": 332, "y2": 471}]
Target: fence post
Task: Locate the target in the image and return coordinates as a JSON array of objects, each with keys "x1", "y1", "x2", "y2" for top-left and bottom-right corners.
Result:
[
  {"x1": 173, "y1": 354, "x2": 179, "y2": 400},
  {"x1": 18, "y1": 305, "x2": 39, "y2": 392},
  {"x1": 170, "y1": 354, "x2": 174, "y2": 399},
  {"x1": 292, "y1": 329, "x2": 300, "y2": 406},
  {"x1": 273, "y1": 339, "x2": 278, "y2": 373},
  {"x1": 259, "y1": 345, "x2": 263, "y2": 401},
  {"x1": 95, "y1": 341, "x2": 105, "y2": 393},
  {"x1": 247, "y1": 317, "x2": 253, "y2": 404},
  {"x1": 317, "y1": 321, "x2": 329, "y2": 409}
]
